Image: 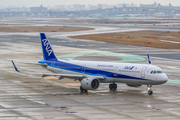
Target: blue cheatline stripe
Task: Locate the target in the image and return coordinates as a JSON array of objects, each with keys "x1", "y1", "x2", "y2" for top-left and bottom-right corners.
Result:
[{"x1": 43, "y1": 60, "x2": 150, "y2": 81}]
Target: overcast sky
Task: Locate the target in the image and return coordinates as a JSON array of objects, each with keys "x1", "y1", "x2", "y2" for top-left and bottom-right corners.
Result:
[{"x1": 1, "y1": 0, "x2": 180, "y2": 7}]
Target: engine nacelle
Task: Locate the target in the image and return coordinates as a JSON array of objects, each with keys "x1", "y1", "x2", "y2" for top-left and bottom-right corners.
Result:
[
  {"x1": 126, "y1": 84, "x2": 142, "y2": 87},
  {"x1": 81, "y1": 78, "x2": 100, "y2": 90}
]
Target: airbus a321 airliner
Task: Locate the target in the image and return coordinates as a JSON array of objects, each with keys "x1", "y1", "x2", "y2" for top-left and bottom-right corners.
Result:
[{"x1": 12, "y1": 33, "x2": 168, "y2": 95}]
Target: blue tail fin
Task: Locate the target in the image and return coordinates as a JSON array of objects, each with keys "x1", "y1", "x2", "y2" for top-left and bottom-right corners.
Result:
[{"x1": 40, "y1": 33, "x2": 57, "y2": 61}]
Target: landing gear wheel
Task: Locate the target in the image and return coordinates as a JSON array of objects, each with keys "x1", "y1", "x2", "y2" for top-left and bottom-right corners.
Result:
[
  {"x1": 80, "y1": 86, "x2": 88, "y2": 93},
  {"x1": 113, "y1": 84, "x2": 117, "y2": 90},
  {"x1": 148, "y1": 90, "x2": 153, "y2": 95},
  {"x1": 109, "y1": 84, "x2": 113, "y2": 90},
  {"x1": 109, "y1": 83, "x2": 117, "y2": 90},
  {"x1": 147, "y1": 85, "x2": 153, "y2": 95}
]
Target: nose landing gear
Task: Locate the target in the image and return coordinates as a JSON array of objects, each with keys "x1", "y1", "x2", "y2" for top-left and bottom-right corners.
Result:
[{"x1": 147, "y1": 85, "x2": 153, "y2": 95}]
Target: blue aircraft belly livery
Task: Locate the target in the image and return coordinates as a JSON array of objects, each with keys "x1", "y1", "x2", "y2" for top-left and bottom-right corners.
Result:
[{"x1": 12, "y1": 33, "x2": 168, "y2": 95}]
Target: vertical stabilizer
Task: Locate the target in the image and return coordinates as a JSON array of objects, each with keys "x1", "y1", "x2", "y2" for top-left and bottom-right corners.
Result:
[{"x1": 40, "y1": 33, "x2": 57, "y2": 61}]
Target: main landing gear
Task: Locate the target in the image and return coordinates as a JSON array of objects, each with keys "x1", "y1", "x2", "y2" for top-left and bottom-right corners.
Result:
[
  {"x1": 147, "y1": 85, "x2": 153, "y2": 95},
  {"x1": 109, "y1": 82, "x2": 117, "y2": 90},
  {"x1": 80, "y1": 86, "x2": 88, "y2": 93}
]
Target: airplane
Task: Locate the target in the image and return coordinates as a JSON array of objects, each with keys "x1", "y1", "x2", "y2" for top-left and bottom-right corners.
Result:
[{"x1": 12, "y1": 33, "x2": 168, "y2": 95}]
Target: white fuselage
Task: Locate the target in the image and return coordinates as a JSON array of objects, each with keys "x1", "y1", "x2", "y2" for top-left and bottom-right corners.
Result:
[{"x1": 45, "y1": 59, "x2": 168, "y2": 85}]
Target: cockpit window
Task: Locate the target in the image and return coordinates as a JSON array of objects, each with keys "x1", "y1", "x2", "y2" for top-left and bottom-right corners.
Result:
[
  {"x1": 150, "y1": 70, "x2": 163, "y2": 74},
  {"x1": 157, "y1": 71, "x2": 162, "y2": 73}
]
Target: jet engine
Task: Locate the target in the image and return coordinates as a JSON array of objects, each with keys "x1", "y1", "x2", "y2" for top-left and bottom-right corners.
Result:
[
  {"x1": 126, "y1": 84, "x2": 142, "y2": 87},
  {"x1": 81, "y1": 78, "x2": 100, "y2": 90}
]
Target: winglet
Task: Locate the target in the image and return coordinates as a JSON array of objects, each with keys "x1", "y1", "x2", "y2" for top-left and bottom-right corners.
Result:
[
  {"x1": 147, "y1": 54, "x2": 152, "y2": 64},
  {"x1": 11, "y1": 60, "x2": 20, "y2": 72}
]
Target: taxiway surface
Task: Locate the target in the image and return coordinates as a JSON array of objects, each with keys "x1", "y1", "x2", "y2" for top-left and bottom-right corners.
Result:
[{"x1": 0, "y1": 20, "x2": 180, "y2": 119}]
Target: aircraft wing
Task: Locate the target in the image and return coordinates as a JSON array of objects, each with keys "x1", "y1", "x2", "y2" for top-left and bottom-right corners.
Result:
[
  {"x1": 11, "y1": 60, "x2": 104, "y2": 79},
  {"x1": 24, "y1": 72, "x2": 84, "y2": 78}
]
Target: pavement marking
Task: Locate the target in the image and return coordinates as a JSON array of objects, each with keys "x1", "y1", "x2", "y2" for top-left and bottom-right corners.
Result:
[
  {"x1": 167, "y1": 79, "x2": 180, "y2": 84},
  {"x1": 161, "y1": 40, "x2": 180, "y2": 44},
  {"x1": 58, "y1": 50, "x2": 145, "y2": 62},
  {"x1": 163, "y1": 69, "x2": 180, "y2": 72}
]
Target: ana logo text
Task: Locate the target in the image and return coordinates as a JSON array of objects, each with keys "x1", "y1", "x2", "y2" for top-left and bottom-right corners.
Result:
[
  {"x1": 42, "y1": 39, "x2": 52, "y2": 56},
  {"x1": 124, "y1": 66, "x2": 135, "y2": 70}
]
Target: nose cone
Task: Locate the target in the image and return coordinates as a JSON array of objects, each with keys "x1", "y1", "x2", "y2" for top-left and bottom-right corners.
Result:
[{"x1": 159, "y1": 74, "x2": 168, "y2": 84}]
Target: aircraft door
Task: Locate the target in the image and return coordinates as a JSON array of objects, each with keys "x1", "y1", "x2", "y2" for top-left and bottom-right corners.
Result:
[
  {"x1": 141, "y1": 67, "x2": 147, "y2": 78},
  {"x1": 113, "y1": 67, "x2": 118, "y2": 76}
]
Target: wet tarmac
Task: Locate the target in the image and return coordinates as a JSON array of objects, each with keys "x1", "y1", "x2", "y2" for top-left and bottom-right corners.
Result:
[{"x1": 0, "y1": 19, "x2": 180, "y2": 119}]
